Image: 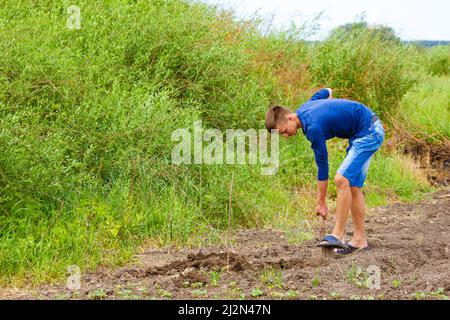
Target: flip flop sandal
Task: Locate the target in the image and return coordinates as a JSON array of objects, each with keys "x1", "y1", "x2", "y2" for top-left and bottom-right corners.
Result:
[
  {"x1": 334, "y1": 244, "x2": 371, "y2": 255},
  {"x1": 317, "y1": 235, "x2": 347, "y2": 249}
]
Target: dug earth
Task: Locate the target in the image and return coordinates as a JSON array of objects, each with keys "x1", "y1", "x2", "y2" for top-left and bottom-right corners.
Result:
[{"x1": 1, "y1": 189, "x2": 449, "y2": 300}]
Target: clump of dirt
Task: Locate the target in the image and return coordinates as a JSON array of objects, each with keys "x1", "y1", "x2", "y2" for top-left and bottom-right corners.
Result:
[
  {"x1": 1, "y1": 190, "x2": 449, "y2": 300},
  {"x1": 402, "y1": 139, "x2": 450, "y2": 185}
]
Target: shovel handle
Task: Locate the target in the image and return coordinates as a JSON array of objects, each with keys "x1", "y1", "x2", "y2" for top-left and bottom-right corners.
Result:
[{"x1": 319, "y1": 215, "x2": 326, "y2": 238}]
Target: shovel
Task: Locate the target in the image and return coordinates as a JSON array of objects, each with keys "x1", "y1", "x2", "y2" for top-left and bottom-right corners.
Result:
[{"x1": 319, "y1": 215, "x2": 334, "y2": 258}]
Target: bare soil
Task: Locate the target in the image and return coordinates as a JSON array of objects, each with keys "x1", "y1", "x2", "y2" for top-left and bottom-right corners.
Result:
[
  {"x1": 1, "y1": 189, "x2": 449, "y2": 300},
  {"x1": 388, "y1": 132, "x2": 450, "y2": 186}
]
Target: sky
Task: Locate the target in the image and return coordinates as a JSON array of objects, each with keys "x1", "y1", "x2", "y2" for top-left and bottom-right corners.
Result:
[{"x1": 200, "y1": 0, "x2": 450, "y2": 41}]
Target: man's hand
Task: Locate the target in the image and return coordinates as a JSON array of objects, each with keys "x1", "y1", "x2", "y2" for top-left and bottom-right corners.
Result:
[
  {"x1": 315, "y1": 203, "x2": 328, "y2": 220},
  {"x1": 316, "y1": 180, "x2": 328, "y2": 219}
]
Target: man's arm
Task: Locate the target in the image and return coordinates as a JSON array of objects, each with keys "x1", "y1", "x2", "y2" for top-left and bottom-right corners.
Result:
[
  {"x1": 309, "y1": 88, "x2": 333, "y2": 101},
  {"x1": 310, "y1": 133, "x2": 329, "y2": 219}
]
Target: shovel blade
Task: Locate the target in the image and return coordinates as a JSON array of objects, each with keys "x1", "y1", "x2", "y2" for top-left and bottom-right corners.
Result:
[{"x1": 321, "y1": 247, "x2": 334, "y2": 258}]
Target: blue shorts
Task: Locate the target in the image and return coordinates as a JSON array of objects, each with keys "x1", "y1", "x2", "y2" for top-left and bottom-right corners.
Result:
[{"x1": 337, "y1": 120, "x2": 385, "y2": 187}]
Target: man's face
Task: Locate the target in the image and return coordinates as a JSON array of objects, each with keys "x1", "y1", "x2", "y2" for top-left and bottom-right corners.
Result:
[{"x1": 276, "y1": 117, "x2": 298, "y2": 138}]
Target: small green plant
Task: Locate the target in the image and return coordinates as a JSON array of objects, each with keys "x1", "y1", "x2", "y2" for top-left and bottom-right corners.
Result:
[
  {"x1": 204, "y1": 269, "x2": 222, "y2": 287},
  {"x1": 191, "y1": 282, "x2": 204, "y2": 289},
  {"x1": 227, "y1": 283, "x2": 243, "y2": 299},
  {"x1": 260, "y1": 267, "x2": 284, "y2": 289},
  {"x1": 158, "y1": 289, "x2": 172, "y2": 299},
  {"x1": 88, "y1": 289, "x2": 107, "y2": 300},
  {"x1": 251, "y1": 288, "x2": 264, "y2": 298},
  {"x1": 69, "y1": 291, "x2": 80, "y2": 300},
  {"x1": 116, "y1": 289, "x2": 139, "y2": 300},
  {"x1": 308, "y1": 295, "x2": 318, "y2": 300},
  {"x1": 413, "y1": 291, "x2": 427, "y2": 300},
  {"x1": 312, "y1": 269, "x2": 321, "y2": 288},
  {"x1": 391, "y1": 279, "x2": 401, "y2": 289},
  {"x1": 286, "y1": 290, "x2": 299, "y2": 299},
  {"x1": 330, "y1": 291, "x2": 341, "y2": 300},
  {"x1": 269, "y1": 291, "x2": 285, "y2": 298},
  {"x1": 55, "y1": 293, "x2": 69, "y2": 300},
  {"x1": 429, "y1": 288, "x2": 449, "y2": 300},
  {"x1": 191, "y1": 289, "x2": 208, "y2": 298},
  {"x1": 347, "y1": 263, "x2": 369, "y2": 288},
  {"x1": 412, "y1": 288, "x2": 448, "y2": 300}
]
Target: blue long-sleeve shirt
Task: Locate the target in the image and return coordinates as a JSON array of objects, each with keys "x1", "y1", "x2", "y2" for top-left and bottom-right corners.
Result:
[{"x1": 296, "y1": 89, "x2": 375, "y2": 181}]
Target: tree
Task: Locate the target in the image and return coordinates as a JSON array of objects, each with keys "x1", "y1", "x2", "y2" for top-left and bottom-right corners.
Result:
[{"x1": 329, "y1": 21, "x2": 401, "y2": 43}]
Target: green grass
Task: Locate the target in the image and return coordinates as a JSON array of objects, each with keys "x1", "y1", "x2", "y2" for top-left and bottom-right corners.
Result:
[
  {"x1": 311, "y1": 270, "x2": 321, "y2": 288},
  {"x1": 251, "y1": 288, "x2": 264, "y2": 298},
  {"x1": 0, "y1": 0, "x2": 437, "y2": 284},
  {"x1": 204, "y1": 269, "x2": 222, "y2": 287},
  {"x1": 366, "y1": 153, "x2": 431, "y2": 203},
  {"x1": 398, "y1": 76, "x2": 450, "y2": 142},
  {"x1": 414, "y1": 45, "x2": 450, "y2": 77},
  {"x1": 413, "y1": 288, "x2": 449, "y2": 300},
  {"x1": 260, "y1": 267, "x2": 284, "y2": 289}
]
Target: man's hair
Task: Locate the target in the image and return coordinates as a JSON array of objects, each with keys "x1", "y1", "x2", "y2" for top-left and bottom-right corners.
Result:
[{"x1": 265, "y1": 105, "x2": 293, "y2": 132}]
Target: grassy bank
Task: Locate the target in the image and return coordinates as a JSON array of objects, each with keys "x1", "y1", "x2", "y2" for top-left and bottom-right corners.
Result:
[
  {"x1": 397, "y1": 76, "x2": 450, "y2": 143},
  {"x1": 0, "y1": 0, "x2": 440, "y2": 284}
]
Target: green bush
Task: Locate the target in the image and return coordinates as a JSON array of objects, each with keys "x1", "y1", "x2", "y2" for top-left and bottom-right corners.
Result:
[
  {"x1": 0, "y1": 0, "x2": 297, "y2": 282},
  {"x1": 309, "y1": 28, "x2": 422, "y2": 118},
  {"x1": 420, "y1": 45, "x2": 450, "y2": 76}
]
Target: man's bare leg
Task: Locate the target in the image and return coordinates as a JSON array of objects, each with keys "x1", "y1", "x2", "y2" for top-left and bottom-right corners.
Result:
[
  {"x1": 331, "y1": 174, "x2": 352, "y2": 241},
  {"x1": 350, "y1": 187, "x2": 368, "y2": 248}
]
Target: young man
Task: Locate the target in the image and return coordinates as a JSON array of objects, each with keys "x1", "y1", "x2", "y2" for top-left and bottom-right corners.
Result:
[{"x1": 265, "y1": 88, "x2": 384, "y2": 254}]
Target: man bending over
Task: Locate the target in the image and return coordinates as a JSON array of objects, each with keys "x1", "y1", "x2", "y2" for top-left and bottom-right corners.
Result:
[{"x1": 265, "y1": 88, "x2": 384, "y2": 254}]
